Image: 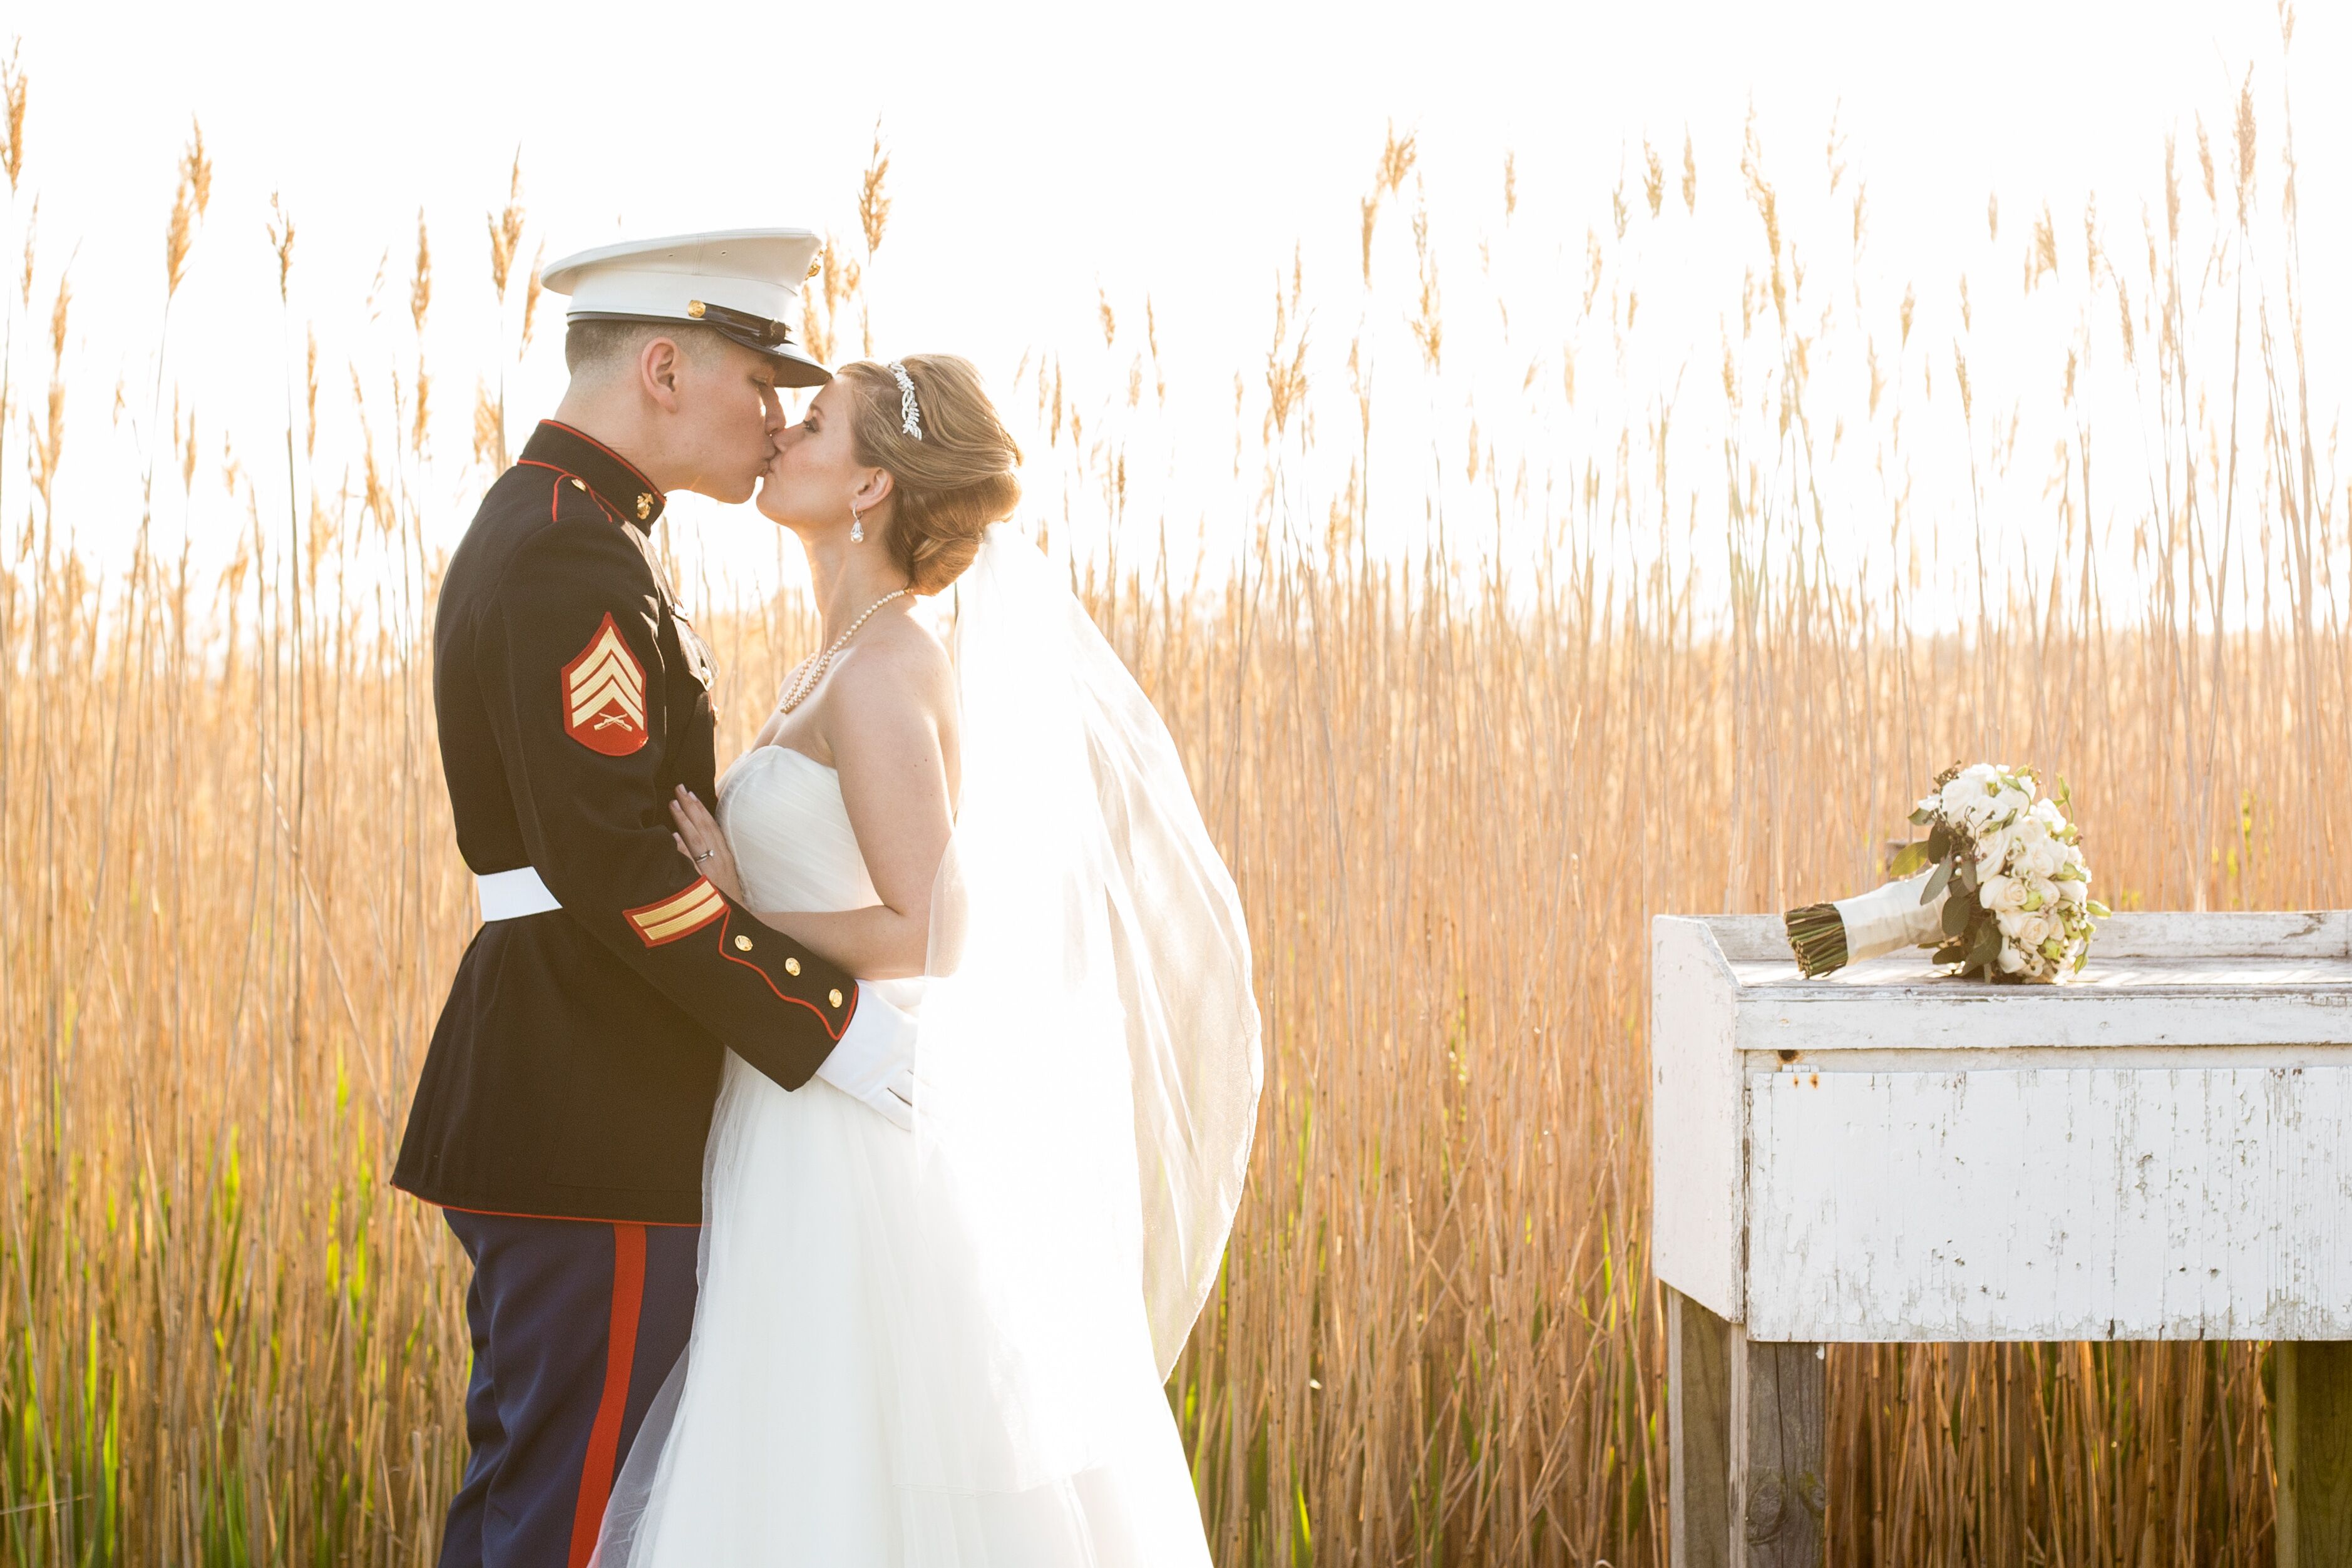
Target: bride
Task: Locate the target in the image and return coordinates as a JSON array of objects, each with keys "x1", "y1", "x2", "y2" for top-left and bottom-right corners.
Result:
[{"x1": 594, "y1": 356, "x2": 1261, "y2": 1565}]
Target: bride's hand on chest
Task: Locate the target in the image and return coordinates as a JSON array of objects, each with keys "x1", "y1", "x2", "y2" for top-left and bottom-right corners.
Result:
[{"x1": 669, "y1": 786, "x2": 746, "y2": 905}]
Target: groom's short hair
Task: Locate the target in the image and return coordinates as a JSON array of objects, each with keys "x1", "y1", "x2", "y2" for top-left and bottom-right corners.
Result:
[{"x1": 563, "y1": 318, "x2": 727, "y2": 380}]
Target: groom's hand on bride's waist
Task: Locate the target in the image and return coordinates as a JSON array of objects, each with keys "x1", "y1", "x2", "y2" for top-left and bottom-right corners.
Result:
[{"x1": 816, "y1": 984, "x2": 917, "y2": 1131}]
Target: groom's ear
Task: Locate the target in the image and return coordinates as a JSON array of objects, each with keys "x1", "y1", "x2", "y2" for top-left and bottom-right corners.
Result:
[{"x1": 637, "y1": 336, "x2": 691, "y2": 413}]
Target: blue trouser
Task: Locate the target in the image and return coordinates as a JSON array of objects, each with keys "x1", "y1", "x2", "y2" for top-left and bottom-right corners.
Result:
[{"x1": 437, "y1": 1210, "x2": 700, "y2": 1568}]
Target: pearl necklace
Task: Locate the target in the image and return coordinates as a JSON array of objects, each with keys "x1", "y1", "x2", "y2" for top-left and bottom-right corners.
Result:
[{"x1": 776, "y1": 588, "x2": 910, "y2": 714}]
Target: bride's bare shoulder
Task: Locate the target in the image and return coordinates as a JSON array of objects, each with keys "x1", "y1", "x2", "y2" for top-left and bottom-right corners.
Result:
[{"x1": 821, "y1": 609, "x2": 957, "y2": 735}]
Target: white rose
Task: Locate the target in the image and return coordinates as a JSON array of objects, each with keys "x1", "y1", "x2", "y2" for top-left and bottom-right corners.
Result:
[
  {"x1": 1981, "y1": 873, "x2": 2024, "y2": 911},
  {"x1": 2057, "y1": 878, "x2": 2087, "y2": 906},
  {"x1": 2031, "y1": 799, "x2": 2066, "y2": 829},
  {"x1": 1996, "y1": 909, "x2": 2025, "y2": 939},
  {"x1": 1997, "y1": 946, "x2": 2028, "y2": 973},
  {"x1": 2016, "y1": 913, "x2": 2051, "y2": 948}
]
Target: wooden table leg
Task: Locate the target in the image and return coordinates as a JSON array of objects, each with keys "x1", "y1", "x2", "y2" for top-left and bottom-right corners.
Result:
[
  {"x1": 2279, "y1": 1341, "x2": 2352, "y2": 1568},
  {"x1": 1670, "y1": 1289, "x2": 1733, "y2": 1568},
  {"x1": 1730, "y1": 1334, "x2": 1826, "y2": 1566}
]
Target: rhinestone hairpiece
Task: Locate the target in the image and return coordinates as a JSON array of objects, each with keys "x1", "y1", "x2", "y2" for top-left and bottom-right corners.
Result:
[{"x1": 888, "y1": 361, "x2": 923, "y2": 441}]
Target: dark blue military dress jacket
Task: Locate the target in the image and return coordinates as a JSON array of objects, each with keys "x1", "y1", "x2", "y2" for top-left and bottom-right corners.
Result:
[{"x1": 394, "y1": 420, "x2": 860, "y2": 1225}]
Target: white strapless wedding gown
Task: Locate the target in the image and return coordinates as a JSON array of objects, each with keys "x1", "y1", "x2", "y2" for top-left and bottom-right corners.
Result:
[{"x1": 598, "y1": 744, "x2": 1215, "y2": 1567}]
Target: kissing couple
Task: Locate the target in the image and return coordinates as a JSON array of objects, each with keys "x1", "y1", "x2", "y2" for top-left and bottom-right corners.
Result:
[{"x1": 390, "y1": 230, "x2": 1261, "y2": 1567}]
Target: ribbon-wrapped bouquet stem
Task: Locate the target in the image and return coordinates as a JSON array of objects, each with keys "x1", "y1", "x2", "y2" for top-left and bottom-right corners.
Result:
[{"x1": 1785, "y1": 763, "x2": 2111, "y2": 981}]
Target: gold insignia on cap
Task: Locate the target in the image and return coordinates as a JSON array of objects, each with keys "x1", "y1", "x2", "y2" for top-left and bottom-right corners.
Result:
[
  {"x1": 686, "y1": 299, "x2": 706, "y2": 319},
  {"x1": 636, "y1": 493, "x2": 653, "y2": 520},
  {"x1": 785, "y1": 957, "x2": 801, "y2": 976},
  {"x1": 734, "y1": 934, "x2": 753, "y2": 951},
  {"x1": 828, "y1": 988, "x2": 844, "y2": 1008}
]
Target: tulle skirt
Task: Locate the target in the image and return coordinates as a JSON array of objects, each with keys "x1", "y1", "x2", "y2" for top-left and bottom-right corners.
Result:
[{"x1": 594, "y1": 1048, "x2": 1215, "y2": 1567}]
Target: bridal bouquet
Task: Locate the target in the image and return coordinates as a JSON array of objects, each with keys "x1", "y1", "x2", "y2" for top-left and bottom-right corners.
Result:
[{"x1": 1785, "y1": 762, "x2": 2110, "y2": 982}]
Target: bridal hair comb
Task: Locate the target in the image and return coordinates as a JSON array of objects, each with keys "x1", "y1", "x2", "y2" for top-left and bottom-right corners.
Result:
[{"x1": 888, "y1": 361, "x2": 923, "y2": 441}]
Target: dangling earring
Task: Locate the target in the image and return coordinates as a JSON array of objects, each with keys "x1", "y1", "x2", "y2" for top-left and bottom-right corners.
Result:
[{"x1": 849, "y1": 500, "x2": 865, "y2": 545}]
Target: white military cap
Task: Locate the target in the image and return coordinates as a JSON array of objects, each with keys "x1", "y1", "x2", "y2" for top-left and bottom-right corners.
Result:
[{"x1": 542, "y1": 228, "x2": 831, "y2": 387}]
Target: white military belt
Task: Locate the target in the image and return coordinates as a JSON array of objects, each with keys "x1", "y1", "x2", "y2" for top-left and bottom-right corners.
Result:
[{"x1": 477, "y1": 866, "x2": 562, "y2": 921}]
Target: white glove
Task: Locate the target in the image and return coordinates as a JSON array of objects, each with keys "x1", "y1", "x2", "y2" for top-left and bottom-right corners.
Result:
[{"x1": 813, "y1": 982, "x2": 917, "y2": 1131}]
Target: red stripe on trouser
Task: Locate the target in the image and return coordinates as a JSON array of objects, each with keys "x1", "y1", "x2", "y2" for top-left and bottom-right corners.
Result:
[{"x1": 567, "y1": 1223, "x2": 647, "y2": 1568}]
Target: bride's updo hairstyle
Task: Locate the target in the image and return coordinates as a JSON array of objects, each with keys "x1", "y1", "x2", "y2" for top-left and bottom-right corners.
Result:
[{"x1": 836, "y1": 355, "x2": 1022, "y2": 595}]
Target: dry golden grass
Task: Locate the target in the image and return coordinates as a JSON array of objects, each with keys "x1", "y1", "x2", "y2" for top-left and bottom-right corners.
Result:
[{"x1": 1, "y1": 33, "x2": 2344, "y2": 1568}]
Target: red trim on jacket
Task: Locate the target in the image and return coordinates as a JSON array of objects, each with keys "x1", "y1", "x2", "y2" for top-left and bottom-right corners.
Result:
[
  {"x1": 715, "y1": 907, "x2": 855, "y2": 1041},
  {"x1": 568, "y1": 1223, "x2": 648, "y2": 1568},
  {"x1": 426, "y1": 1199, "x2": 699, "y2": 1229},
  {"x1": 540, "y1": 420, "x2": 665, "y2": 500},
  {"x1": 520, "y1": 458, "x2": 623, "y2": 524},
  {"x1": 624, "y1": 877, "x2": 727, "y2": 947}
]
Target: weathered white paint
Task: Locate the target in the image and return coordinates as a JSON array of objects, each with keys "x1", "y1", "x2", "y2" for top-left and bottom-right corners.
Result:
[
  {"x1": 1745, "y1": 1065, "x2": 2352, "y2": 1341},
  {"x1": 1698, "y1": 910, "x2": 2352, "y2": 964},
  {"x1": 1650, "y1": 911, "x2": 2352, "y2": 1343},
  {"x1": 1732, "y1": 968, "x2": 2352, "y2": 1056},
  {"x1": 1652, "y1": 916, "x2": 1745, "y2": 1322}
]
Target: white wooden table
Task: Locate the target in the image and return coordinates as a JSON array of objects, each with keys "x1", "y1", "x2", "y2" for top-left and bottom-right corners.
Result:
[{"x1": 1651, "y1": 910, "x2": 2352, "y2": 1567}]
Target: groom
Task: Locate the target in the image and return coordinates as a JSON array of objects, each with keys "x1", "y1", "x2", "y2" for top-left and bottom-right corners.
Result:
[{"x1": 393, "y1": 229, "x2": 916, "y2": 1568}]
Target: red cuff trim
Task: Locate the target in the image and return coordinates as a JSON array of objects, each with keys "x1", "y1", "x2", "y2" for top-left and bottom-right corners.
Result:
[{"x1": 715, "y1": 908, "x2": 855, "y2": 1042}]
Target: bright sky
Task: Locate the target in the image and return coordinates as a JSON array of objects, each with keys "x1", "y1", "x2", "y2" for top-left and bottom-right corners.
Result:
[{"x1": 5, "y1": 0, "x2": 2343, "y2": 605}]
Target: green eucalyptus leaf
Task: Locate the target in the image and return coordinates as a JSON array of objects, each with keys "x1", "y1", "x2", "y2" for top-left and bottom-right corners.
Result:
[
  {"x1": 1888, "y1": 840, "x2": 1934, "y2": 878},
  {"x1": 1942, "y1": 888, "x2": 1973, "y2": 937}
]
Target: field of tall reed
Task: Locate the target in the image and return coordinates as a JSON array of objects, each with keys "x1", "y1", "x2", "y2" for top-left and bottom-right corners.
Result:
[{"x1": 1, "y1": 24, "x2": 2344, "y2": 1567}]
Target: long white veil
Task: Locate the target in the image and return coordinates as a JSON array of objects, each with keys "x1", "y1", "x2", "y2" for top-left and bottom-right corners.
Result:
[
  {"x1": 909, "y1": 521, "x2": 1263, "y2": 1476},
  {"x1": 594, "y1": 523, "x2": 1260, "y2": 1560}
]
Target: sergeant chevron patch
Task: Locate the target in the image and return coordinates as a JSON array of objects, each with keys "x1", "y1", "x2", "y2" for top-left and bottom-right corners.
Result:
[
  {"x1": 625, "y1": 877, "x2": 726, "y2": 946},
  {"x1": 562, "y1": 613, "x2": 648, "y2": 756}
]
